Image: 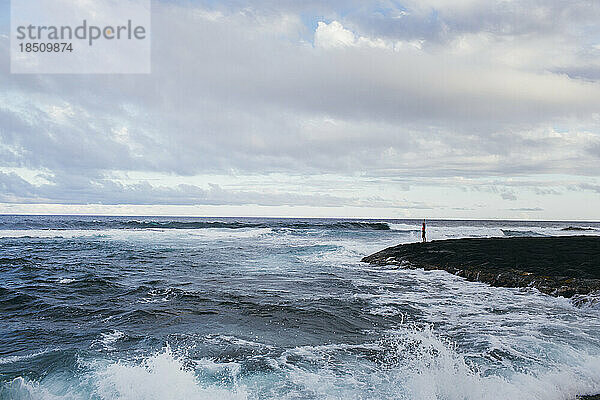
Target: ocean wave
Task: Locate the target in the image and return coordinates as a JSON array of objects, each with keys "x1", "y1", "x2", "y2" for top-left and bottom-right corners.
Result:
[
  {"x1": 501, "y1": 229, "x2": 548, "y2": 237},
  {"x1": 99, "y1": 330, "x2": 126, "y2": 350},
  {"x1": 0, "y1": 349, "x2": 55, "y2": 366},
  {"x1": 119, "y1": 220, "x2": 391, "y2": 231},
  {"x1": 0, "y1": 288, "x2": 45, "y2": 313},
  {"x1": 382, "y1": 325, "x2": 600, "y2": 400},
  {"x1": 0, "y1": 229, "x2": 113, "y2": 239},
  {"x1": 0, "y1": 219, "x2": 391, "y2": 232},
  {"x1": 562, "y1": 226, "x2": 596, "y2": 231},
  {"x1": 571, "y1": 291, "x2": 600, "y2": 310},
  {"x1": 3, "y1": 327, "x2": 600, "y2": 400},
  {"x1": 90, "y1": 346, "x2": 246, "y2": 400},
  {"x1": 3, "y1": 216, "x2": 600, "y2": 400},
  {"x1": 1, "y1": 347, "x2": 247, "y2": 400}
]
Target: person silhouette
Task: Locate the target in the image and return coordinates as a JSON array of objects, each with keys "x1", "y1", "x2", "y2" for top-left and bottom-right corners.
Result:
[{"x1": 422, "y1": 220, "x2": 426, "y2": 243}]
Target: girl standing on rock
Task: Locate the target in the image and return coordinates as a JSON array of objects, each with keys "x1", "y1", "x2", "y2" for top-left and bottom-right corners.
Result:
[{"x1": 422, "y1": 220, "x2": 426, "y2": 242}]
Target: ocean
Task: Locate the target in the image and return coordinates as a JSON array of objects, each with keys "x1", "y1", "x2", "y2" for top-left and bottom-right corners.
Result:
[{"x1": 1, "y1": 215, "x2": 600, "y2": 400}]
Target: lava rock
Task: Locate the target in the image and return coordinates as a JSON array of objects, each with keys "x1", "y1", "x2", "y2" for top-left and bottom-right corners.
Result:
[{"x1": 362, "y1": 236, "x2": 600, "y2": 299}]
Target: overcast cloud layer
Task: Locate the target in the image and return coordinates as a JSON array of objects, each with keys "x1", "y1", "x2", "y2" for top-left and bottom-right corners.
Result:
[{"x1": 1, "y1": 0, "x2": 599, "y2": 219}]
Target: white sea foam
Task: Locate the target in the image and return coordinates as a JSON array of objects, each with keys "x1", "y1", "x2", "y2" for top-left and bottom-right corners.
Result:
[
  {"x1": 268, "y1": 326, "x2": 600, "y2": 399},
  {"x1": 4, "y1": 330, "x2": 600, "y2": 400},
  {"x1": 0, "y1": 227, "x2": 274, "y2": 241},
  {"x1": 389, "y1": 223, "x2": 600, "y2": 242},
  {"x1": 2, "y1": 348, "x2": 247, "y2": 400},
  {"x1": 2, "y1": 221, "x2": 594, "y2": 244},
  {"x1": 189, "y1": 227, "x2": 273, "y2": 239},
  {"x1": 92, "y1": 346, "x2": 248, "y2": 400},
  {"x1": 0, "y1": 377, "x2": 67, "y2": 400},
  {"x1": 0, "y1": 229, "x2": 114, "y2": 239},
  {"x1": 0, "y1": 350, "x2": 53, "y2": 365},
  {"x1": 138, "y1": 288, "x2": 177, "y2": 304},
  {"x1": 98, "y1": 331, "x2": 126, "y2": 351},
  {"x1": 389, "y1": 325, "x2": 600, "y2": 400},
  {"x1": 204, "y1": 334, "x2": 274, "y2": 350}
]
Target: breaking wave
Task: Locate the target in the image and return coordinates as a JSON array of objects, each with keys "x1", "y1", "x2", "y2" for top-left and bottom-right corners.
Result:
[
  {"x1": 501, "y1": 229, "x2": 548, "y2": 237},
  {"x1": 3, "y1": 326, "x2": 600, "y2": 400},
  {"x1": 0, "y1": 218, "x2": 391, "y2": 231}
]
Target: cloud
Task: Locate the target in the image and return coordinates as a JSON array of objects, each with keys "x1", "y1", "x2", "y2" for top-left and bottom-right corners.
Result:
[
  {"x1": 1, "y1": 0, "x2": 600, "y2": 216},
  {"x1": 0, "y1": 170, "x2": 437, "y2": 209},
  {"x1": 314, "y1": 21, "x2": 355, "y2": 48},
  {"x1": 2, "y1": 9, "x2": 598, "y2": 177},
  {"x1": 0, "y1": 171, "x2": 345, "y2": 206},
  {"x1": 577, "y1": 183, "x2": 600, "y2": 194},
  {"x1": 500, "y1": 191, "x2": 517, "y2": 201}
]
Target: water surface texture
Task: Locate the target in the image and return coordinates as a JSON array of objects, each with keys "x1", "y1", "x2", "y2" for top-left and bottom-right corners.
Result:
[{"x1": 1, "y1": 216, "x2": 600, "y2": 399}]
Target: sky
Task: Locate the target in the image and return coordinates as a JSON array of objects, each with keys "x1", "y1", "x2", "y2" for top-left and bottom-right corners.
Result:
[{"x1": 0, "y1": 0, "x2": 599, "y2": 220}]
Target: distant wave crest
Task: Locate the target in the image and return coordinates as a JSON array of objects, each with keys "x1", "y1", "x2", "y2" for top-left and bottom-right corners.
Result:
[
  {"x1": 116, "y1": 220, "x2": 391, "y2": 231},
  {"x1": 501, "y1": 229, "x2": 548, "y2": 237},
  {"x1": 0, "y1": 219, "x2": 391, "y2": 231}
]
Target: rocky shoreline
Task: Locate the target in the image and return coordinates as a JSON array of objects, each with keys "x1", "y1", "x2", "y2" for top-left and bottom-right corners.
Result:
[
  {"x1": 363, "y1": 236, "x2": 600, "y2": 400},
  {"x1": 362, "y1": 236, "x2": 600, "y2": 299}
]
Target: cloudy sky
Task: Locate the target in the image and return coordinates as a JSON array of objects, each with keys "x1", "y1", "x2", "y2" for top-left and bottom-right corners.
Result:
[{"x1": 1, "y1": 0, "x2": 600, "y2": 219}]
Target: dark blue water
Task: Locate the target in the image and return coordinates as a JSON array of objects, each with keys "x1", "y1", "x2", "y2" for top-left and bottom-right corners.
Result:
[{"x1": 1, "y1": 216, "x2": 600, "y2": 399}]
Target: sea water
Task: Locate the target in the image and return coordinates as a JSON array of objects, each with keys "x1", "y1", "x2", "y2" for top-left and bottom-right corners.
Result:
[{"x1": 1, "y1": 216, "x2": 600, "y2": 400}]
